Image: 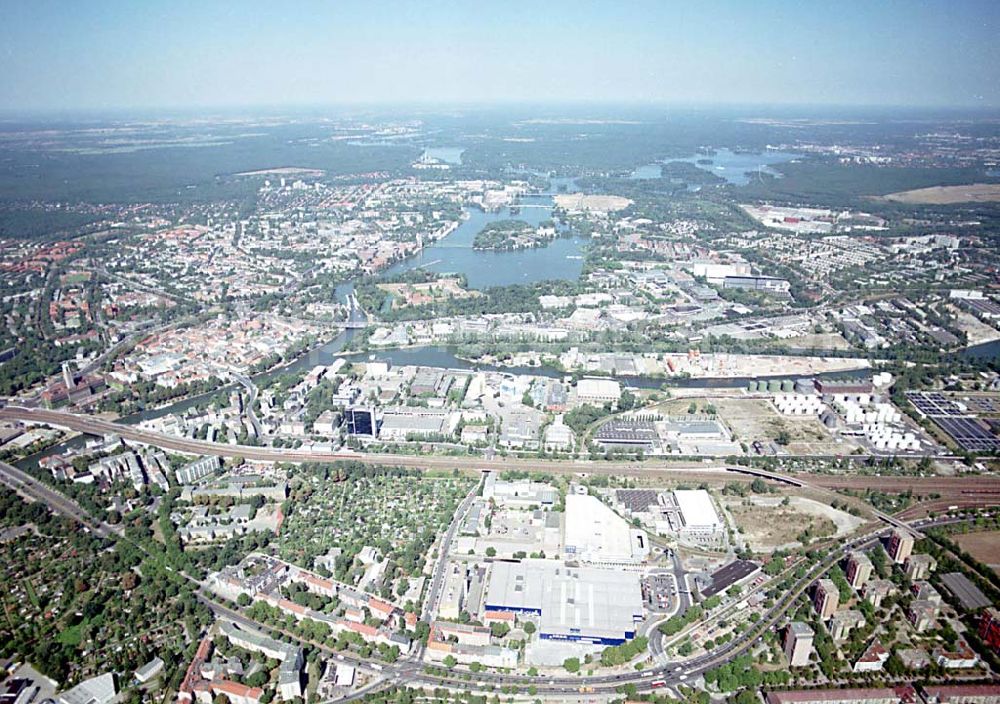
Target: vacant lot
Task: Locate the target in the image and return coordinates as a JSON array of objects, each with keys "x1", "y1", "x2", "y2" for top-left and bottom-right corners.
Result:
[
  {"x1": 772, "y1": 331, "x2": 852, "y2": 351},
  {"x1": 655, "y1": 396, "x2": 852, "y2": 455},
  {"x1": 879, "y1": 183, "x2": 1000, "y2": 204},
  {"x1": 725, "y1": 496, "x2": 857, "y2": 552},
  {"x1": 954, "y1": 530, "x2": 1000, "y2": 575}
]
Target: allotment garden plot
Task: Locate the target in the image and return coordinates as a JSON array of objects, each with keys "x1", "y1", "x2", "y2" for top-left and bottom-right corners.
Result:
[{"x1": 277, "y1": 468, "x2": 474, "y2": 585}]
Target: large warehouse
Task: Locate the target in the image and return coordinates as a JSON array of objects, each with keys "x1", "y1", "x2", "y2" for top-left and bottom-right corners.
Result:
[
  {"x1": 563, "y1": 493, "x2": 649, "y2": 566},
  {"x1": 484, "y1": 560, "x2": 644, "y2": 645},
  {"x1": 673, "y1": 489, "x2": 724, "y2": 543}
]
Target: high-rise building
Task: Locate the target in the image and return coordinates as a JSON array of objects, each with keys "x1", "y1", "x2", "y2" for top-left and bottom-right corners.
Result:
[
  {"x1": 904, "y1": 554, "x2": 937, "y2": 580},
  {"x1": 813, "y1": 578, "x2": 839, "y2": 620},
  {"x1": 784, "y1": 621, "x2": 814, "y2": 667},
  {"x1": 887, "y1": 529, "x2": 914, "y2": 564},
  {"x1": 846, "y1": 552, "x2": 874, "y2": 589}
]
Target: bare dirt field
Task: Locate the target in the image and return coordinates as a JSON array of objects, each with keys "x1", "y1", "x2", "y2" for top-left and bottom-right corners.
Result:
[
  {"x1": 954, "y1": 530, "x2": 1000, "y2": 575},
  {"x1": 772, "y1": 332, "x2": 852, "y2": 351},
  {"x1": 655, "y1": 396, "x2": 856, "y2": 455},
  {"x1": 724, "y1": 495, "x2": 853, "y2": 552},
  {"x1": 553, "y1": 193, "x2": 632, "y2": 212},
  {"x1": 878, "y1": 183, "x2": 1000, "y2": 204}
]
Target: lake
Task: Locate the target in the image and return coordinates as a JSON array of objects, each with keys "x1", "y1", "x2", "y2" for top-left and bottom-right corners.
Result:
[
  {"x1": 422, "y1": 147, "x2": 464, "y2": 165},
  {"x1": 631, "y1": 148, "x2": 800, "y2": 185},
  {"x1": 381, "y1": 196, "x2": 586, "y2": 289}
]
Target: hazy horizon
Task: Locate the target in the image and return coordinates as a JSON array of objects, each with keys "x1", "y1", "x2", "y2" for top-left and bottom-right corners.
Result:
[{"x1": 2, "y1": 0, "x2": 999, "y2": 113}]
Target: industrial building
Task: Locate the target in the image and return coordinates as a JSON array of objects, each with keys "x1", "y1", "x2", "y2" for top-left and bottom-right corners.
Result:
[
  {"x1": 814, "y1": 378, "x2": 875, "y2": 398},
  {"x1": 699, "y1": 559, "x2": 760, "y2": 598},
  {"x1": 483, "y1": 474, "x2": 557, "y2": 508},
  {"x1": 345, "y1": 407, "x2": 378, "y2": 436},
  {"x1": 575, "y1": 377, "x2": 622, "y2": 405},
  {"x1": 58, "y1": 674, "x2": 118, "y2": 704},
  {"x1": 483, "y1": 560, "x2": 644, "y2": 645},
  {"x1": 613, "y1": 488, "x2": 725, "y2": 546},
  {"x1": 673, "y1": 489, "x2": 724, "y2": 543},
  {"x1": 563, "y1": 492, "x2": 648, "y2": 566},
  {"x1": 722, "y1": 274, "x2": 791, "y2": 295},
  {"x1": 593, "y1": 420, "x2": 659, "y2": 453},
  {"x1": 377, "y1": 407, "x2": 456, "y2": 440},
  {"x1": 592, "y1": 416, "x2": 736, "y2": 456}
]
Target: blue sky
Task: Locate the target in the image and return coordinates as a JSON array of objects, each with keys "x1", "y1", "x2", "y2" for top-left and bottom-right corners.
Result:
[{"x1": 1, "y1": 0, "x2": 998, "y2": 111}]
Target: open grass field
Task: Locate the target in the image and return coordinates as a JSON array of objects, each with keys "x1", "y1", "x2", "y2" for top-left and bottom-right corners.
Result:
[{"x1": 878, "y1": 183, "x2": 1000, "y2": 204}]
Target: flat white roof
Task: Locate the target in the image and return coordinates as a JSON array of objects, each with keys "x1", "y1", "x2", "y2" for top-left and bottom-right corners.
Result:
[
  {"x1": 673, "y1": 489, "x2": 721, "y2": 529},
  {"x1": 59, "y1": 673, "x2": 116, "y2": 704},
  {"x1": 577, "y1": 377, "x2": 621, "y2": 397},
  {"x1": 564, "y1": 493, "x2": 639, "y2": 562},
  {"x1": 334, "y1": 664, "x2": 355, "y2": 687}
]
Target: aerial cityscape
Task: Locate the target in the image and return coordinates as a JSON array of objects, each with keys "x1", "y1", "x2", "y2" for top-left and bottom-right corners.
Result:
[{"x1": 1, "y1": 2, "x2": 1000, "y2": 704}]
